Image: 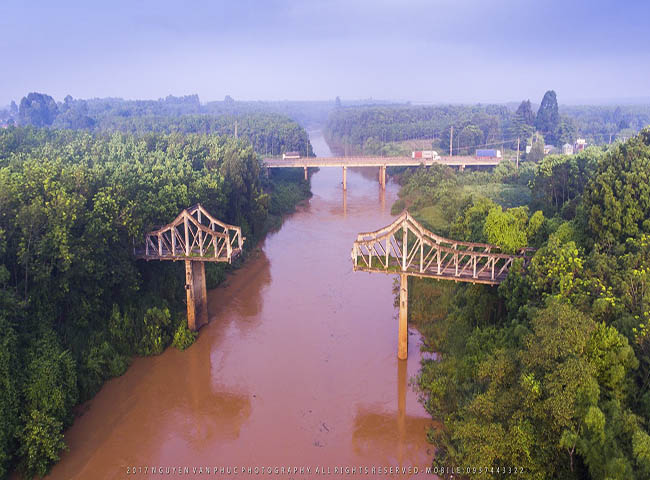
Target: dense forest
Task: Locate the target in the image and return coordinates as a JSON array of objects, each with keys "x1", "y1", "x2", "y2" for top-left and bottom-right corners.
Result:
[
  {"x1": 398, "y1": 128, "x2": 650, "y2": 478},
  {"x1": 324, "y1": 91, "x2": 650, "y2": 156},
  {"x1": 0, "y1": 125, "x2": 311, "y2": 478},
  {"x1": 0, "y1": 93, "x2": 316, "y2": 157}
]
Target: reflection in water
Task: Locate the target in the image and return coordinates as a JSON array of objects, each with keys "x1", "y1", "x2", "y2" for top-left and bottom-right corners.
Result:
[
  {"x1": 352, "y1": 355, "x2": 433, "y2": 471},
  {"x1": 46, "y1": 131, "x2": 434, "y2": 479}
]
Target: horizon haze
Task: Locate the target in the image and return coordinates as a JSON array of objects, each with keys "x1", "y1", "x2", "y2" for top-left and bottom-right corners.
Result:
[{"x1": 1, "y1": 0, "x2": 649, "y2": 107}]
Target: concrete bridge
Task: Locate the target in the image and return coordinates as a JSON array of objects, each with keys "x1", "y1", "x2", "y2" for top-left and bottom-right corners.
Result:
[
  {"x1": 263, "y1": 155, "x2": 501, "y2": 189},
  {"x1": 351, "y1": 211, "x2": 533, "y2": 359}
]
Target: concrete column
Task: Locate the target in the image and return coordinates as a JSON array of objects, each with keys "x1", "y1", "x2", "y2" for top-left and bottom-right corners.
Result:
[
  {"x1": 397, "y1": 357, "x2": 407, "y2": 465},
  {"x1": 398, "y1": 273, "x2": 408, "y2": 360},
  {"x1": 342, "y1": 166, "x2": 347, "y2": 190},
  {"x1": 459, "y1": 164, "x2": 465, "y2": 172},
  {"x1": 186, "y1": 260, "x2": 208, "y2": 331},
  {"x1": 382, "y1": 166, "x2": 387, "y2": 189},
  {"x1": 304, "y1": 166, "x2": 308, "y2": 181}
]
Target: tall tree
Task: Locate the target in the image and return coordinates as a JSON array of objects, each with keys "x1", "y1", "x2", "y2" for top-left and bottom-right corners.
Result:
[
  {"x1": 18, "y1": 93, "x2": 59, "y2": 127},
  {"x1": 516, "y1": 99, "x2": 535, "y2": 126},
  {"x1": 535, "y1": 90, "x2": 560, "y2": 145}
]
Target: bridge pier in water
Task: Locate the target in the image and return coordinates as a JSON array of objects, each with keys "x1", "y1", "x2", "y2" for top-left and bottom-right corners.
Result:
[
  {"x1": 398, "y1": 273, "x2": 408, "y2": 360},
  {"x1": 379, "y1": 165, "x2": 386, "y2": 189},
  {"x1": 185, "y1": 260, "x2": 208, "y2": 331},
  {"x1": 342, "y1": 166, "x2": 347, "y2": 190}
]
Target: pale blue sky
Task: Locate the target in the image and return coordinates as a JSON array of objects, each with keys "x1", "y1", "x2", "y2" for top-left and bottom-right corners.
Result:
[{"x1": 1, "y1": 0, "x2": 649, "y2": 106}]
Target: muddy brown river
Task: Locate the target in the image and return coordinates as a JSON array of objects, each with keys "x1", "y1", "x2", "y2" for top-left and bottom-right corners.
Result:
[{"x1": 46, "y1": 132, "x2": 434, "y2": 479}]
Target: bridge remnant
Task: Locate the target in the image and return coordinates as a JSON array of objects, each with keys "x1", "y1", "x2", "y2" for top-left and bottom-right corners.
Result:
[
  {"x1": 135, "y1": 204, "x2": 244, "y2": 331},
  {"x1": 351, "y1": 211, "x2": 533, "y2": 359}
]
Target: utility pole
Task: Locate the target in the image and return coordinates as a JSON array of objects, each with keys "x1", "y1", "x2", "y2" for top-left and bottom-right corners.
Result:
[
  {"x1": 516, "y1": 137, "x2": 520, "y2": 170},
  {"x1": 449, "y1": 126, "x2": 453, "y2": 156}
]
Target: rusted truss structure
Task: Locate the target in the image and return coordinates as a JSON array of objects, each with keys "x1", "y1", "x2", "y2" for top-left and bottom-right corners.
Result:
[
  {"x1": 351, "y1": 211, "x2": 533, "y2": 360},
  {"x1": 135, "y1": 204, "x2": 245, "y2": 332},
  {"x1": 351, "y1": 211, "x2": 532, "y2": 285},
  {"x1": 135, "y1": 204, "x2": 244, "y2": 263}
]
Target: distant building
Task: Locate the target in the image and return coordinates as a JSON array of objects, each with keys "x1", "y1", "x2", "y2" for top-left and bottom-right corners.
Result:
[
  {"x1": 575, "y1": 138, "x2": 587, "y2": 152},
  {"x1": 544, "y1": 145, "x2": 557, "y2": 155},
  {"x1": 563, "y1": 143, "x2": 574, "y2": 155}
]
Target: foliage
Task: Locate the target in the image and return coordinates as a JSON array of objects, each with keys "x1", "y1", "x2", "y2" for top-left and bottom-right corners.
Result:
[
  {"x1": 535, "y1": 90, "x2": 560, "y2": 145},
  {"x1": 172, "y1": 319, "x2": 198, "y2": 351},
  {"x1": 18, "y1": 93, "x2": 59, "y2": 127},
  {"x1": 530, "y1": 148, "x2": 602, "y2": 216},
  {"x1": 412, "y1": 129, "x2": 650, "y2": 479},
  {"x1": 483, "y1": 205, "x2": 529, "y2": 253},
  {"x1": 17, "y1": 410, "x2": 66, "y2": 479},
  {"x1": 583, "y1": 128, "x2": 650, "y2": 248}
]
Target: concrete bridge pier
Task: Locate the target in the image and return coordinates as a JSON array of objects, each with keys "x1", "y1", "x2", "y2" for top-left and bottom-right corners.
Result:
[
  {"x1": 398, "y1": 273, "x2": 408, "y2": 360},
  {"x1": 185, "y1": 260, "x2": 208, "y2": 331},
  {"x1": 304, "y1": 167, "x2": 308, "y2": 181},
  {"x1": 342, "y1": 166, "x2": 347, "y2": 190},
  {"x1": 379, "y1": 166, "x2": 386, "y2": 189}
]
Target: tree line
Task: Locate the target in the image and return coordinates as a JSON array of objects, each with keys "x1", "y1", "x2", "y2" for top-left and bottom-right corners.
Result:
[
  {"x1": 0, "y1": 93, "x2": 317, "y2": 157},
  {"x1": 324, "y1": 91, "x2": 650, "y2": 156}
]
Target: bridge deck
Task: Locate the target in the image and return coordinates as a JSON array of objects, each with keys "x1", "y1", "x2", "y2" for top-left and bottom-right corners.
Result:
[
  {"x1": 134, "y1": 247, "x2": 243, "y2": 262},
  {"x1": 263, "y1": 156, "x2": 500, "y2": 168}
]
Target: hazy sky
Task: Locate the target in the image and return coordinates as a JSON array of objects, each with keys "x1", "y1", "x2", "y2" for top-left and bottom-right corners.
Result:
[{"x1": 1, "y1": 0, "x2": 649, "y2": 106}]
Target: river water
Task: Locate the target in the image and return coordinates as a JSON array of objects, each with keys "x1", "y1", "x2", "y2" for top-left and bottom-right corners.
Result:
[{"x1": 46, "y1": 131, "x2": 433, "y2": 479}]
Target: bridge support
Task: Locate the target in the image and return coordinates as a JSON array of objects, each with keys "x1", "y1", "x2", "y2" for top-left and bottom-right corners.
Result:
[
  {"x1": 398, "y1": 273, "x2": 408, "y2": 360},
  {"x1": 185, "y1": 260, "x2": 208, "y2": 331},
  {"x1": 459, "y1": 164, "x2": 465, "y2": 172},
  {"x1": 379, "y1": 166, "x2": 386, "y2": 189},
  {"x1": 342, "y1": 166, "x2": 347, "y2": 190},
  {"x1": 304, "y1": 167, "x2": 308, "y2": 181}
]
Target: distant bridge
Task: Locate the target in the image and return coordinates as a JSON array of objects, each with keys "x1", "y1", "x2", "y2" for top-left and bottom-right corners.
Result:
[
  {"x1": 351, "y1": 211, "x2": 533, "y2": 359},
  {"x1": 263, "y1": 155, "x2": 501, "y2": 189}
]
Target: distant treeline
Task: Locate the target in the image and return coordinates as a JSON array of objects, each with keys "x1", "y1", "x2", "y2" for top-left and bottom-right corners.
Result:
[
  {"x1": 324, "y1": 91, "x2": 650, "y2": 155},
  {"x1": 0, "y1": 126, "x2": 310, "y2": 478},
  {"x1": 0, "y1": 93, "x2": 318, "y2": 157}
]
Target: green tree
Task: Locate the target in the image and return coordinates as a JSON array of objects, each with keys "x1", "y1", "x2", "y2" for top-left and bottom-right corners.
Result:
[
  {"x1": 18, "y1": 92, "x2": 59, "y2": 127},
  {"x1": 483, "y1": 205, "x2": 528, "y2": 253},
  {"x1": 583, "y1": 127, "x2": 650, "y2": 247},
  {"x1": 535, "y1": 90, "x2": 560, "y2": 145}
]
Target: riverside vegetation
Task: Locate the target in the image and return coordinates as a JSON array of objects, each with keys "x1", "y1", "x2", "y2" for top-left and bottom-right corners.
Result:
[
  {"x1": 0, "y1": 120, "x2": 311, "y2": 478},
  {"x1": 399, "y1": 128, "x2": 650, "y2": 478}
]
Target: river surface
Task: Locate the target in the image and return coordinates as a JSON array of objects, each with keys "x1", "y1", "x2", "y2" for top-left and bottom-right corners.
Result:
[{"x1": 47, "y1": 131, "x2": 434, "y2": 479}]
